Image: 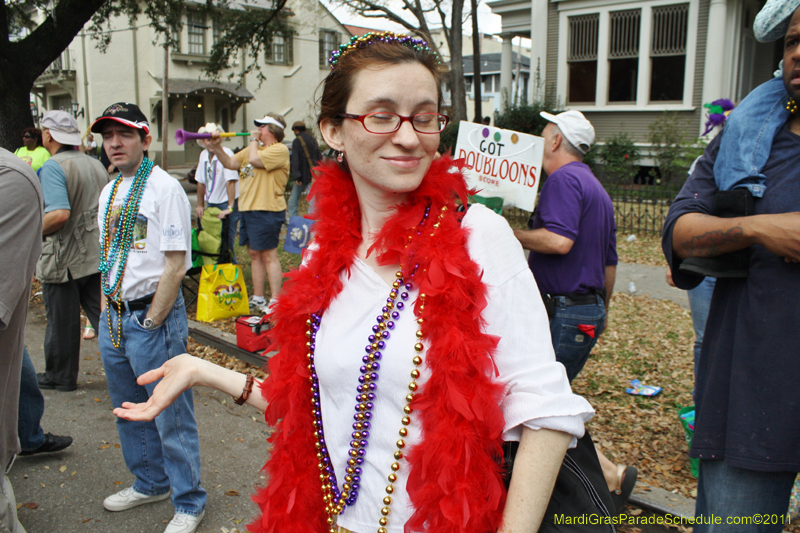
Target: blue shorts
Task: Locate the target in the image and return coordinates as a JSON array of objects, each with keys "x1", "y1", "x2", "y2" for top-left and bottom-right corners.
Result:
[{"x1": 239, "y1": 210, "x2": 284, "y2": 251}]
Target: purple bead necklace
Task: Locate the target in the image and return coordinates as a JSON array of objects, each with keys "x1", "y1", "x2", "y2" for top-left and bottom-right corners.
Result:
[{"x1": 306, "y1": 205, "x2": 449, "y2": 533}]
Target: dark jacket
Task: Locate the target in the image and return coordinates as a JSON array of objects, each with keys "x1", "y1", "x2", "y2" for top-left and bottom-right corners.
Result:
[{"x1": 291, "y1": 131, "x2": 322, "y2": 186}]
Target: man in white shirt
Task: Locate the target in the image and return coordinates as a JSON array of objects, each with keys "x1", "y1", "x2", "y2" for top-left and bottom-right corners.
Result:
[
  {"x1": 92, "y1": 102, "x2": 206, "y2": 533},
  {"x1": 194, "y1": 123, "x2": 239, "y2": 263}
]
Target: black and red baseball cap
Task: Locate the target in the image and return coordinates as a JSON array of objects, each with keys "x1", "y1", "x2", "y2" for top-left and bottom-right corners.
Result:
[{"x1": 91, "y1": 102, "x2": 150, "y2": 134}]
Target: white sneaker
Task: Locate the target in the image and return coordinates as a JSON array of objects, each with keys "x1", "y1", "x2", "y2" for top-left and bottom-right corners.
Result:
[
  {"x1": 164, "y1": 510, "x2": 205, "y2": 533},
  {"x1": 263, "y1": 298, "x2": 279, "y2": 316},
  {"x1": 249, "y1": 296, "x2": 267, "y2": 313},
  {"x1": 103, "y1": 487, "x2": 170, "y2": 511}
]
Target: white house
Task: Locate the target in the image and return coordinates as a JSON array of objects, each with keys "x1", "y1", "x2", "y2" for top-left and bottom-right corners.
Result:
[
  {"x1": 33, "y1": 0, "x2": 351, "y2": 165},
  {"x1": 487, "y1": 0, "x2": 780, "y2": 143}
]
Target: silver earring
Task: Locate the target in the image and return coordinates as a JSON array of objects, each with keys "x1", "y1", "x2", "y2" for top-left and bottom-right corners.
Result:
[{"x1": 337, "y1": 151, "x2": 344, "y2": 163}]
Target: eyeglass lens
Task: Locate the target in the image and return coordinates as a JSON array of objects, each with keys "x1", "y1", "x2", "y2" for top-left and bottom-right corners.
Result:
[{"x1": 363, "y1": 113, "x2": 446, "y2": 133}]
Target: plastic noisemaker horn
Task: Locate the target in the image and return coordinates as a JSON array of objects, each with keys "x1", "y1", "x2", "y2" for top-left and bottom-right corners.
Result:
[{"x1": 174, "y1": 129, "x2": 251, "y2": 145}]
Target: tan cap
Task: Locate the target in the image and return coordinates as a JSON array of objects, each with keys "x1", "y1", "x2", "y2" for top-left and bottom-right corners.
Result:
[{"x1": 41, "y1": 111, "x2": 82, "y2": 146}]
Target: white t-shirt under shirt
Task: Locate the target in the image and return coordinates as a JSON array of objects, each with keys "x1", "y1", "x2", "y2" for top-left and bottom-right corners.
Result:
[
  {"x1": 312, "y1": 204, "x2": 595, "y2": 533},
  {"x1": 196, "y1": 148, "x2": 239, "y2": 205},
  {"x1": 97, "y1": 165, "x2": 192, "y2": 301}
]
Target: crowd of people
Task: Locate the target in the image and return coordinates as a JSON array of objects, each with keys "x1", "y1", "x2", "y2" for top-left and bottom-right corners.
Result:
[{"x1": 1, "y1": 0, "x2": 799, "y2": 531}]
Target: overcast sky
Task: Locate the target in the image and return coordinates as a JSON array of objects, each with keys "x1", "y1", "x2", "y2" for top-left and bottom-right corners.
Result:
[{"x1": 321, "y1": 0, "x2": 503, "y2": 36}]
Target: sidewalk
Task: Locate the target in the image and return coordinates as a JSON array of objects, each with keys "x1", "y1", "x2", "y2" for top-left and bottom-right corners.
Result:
[{"x1": 12, "y1": 302, "x2": 267, "y2": 533}]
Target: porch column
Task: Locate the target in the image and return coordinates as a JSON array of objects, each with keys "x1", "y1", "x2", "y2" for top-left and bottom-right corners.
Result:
[
  {"x1": 702, "y1": 0, "x2": 728, "y2": 118},
  {"x1": 530, "y1": 0, "x2": 549, "y2": 102},
  {"x1": 500, "y1": 34, "x2": 514, "y2": 108}
]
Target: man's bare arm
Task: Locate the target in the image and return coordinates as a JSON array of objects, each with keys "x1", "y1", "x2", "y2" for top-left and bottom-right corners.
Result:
[
  {"x1": 604, "y1": 265, "x2": 616, "y2": 308},
  {"x1": 211, "y1": 136, "x2": 240, "y2": 171},
  {"x1": 672, "y1": 212, "x2": 800, "y2": 261},
  {"x1": 248, "y1": 139, "x2": 266, "y2": 169},
  {"x1": 146, "y1": 251, "x2": 187, "y2": 326},
  {"x1": 195, "y1": 183, "x2": 206, "y2": 220},
  {"x1": 217, "y1": 181, "x2": 237, "y2": 219},
  {"x1": 42, "y1": 209, "x2": 70, "y2": 235},
  {"x1": 513, "y1": 228, "x2": 574, "y2": 255}
]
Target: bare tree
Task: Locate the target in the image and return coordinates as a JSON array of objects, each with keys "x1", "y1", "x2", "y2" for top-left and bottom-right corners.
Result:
[
  {"x1": 335, "y1": 0, "x2": 467, "y2": 123},
  {"x1": 0, "y1": 0, "x2": 291, "y2": 151}
]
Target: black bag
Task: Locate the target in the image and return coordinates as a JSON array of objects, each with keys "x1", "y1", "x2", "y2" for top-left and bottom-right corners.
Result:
[{"x1": 502, "y1": 430, "x2": 617, "y2": 532}]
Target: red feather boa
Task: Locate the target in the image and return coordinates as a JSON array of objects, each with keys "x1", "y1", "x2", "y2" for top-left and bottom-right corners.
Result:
[{"x1": 249, "y1": 157, "x2": 508, "y2": 533}]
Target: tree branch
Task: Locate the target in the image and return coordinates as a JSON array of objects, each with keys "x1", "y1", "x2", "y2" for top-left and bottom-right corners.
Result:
[
  {"x1": 339, "y1": 0, "x2": 418, "y2": 31},
  {"x1": 4, "y1": 0, "x2": 107, "y2": 86}
]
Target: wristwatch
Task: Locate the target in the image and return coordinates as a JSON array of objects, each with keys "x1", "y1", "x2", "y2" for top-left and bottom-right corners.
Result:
[{"x1": 143, "y1": 317, "x2": 159, "y2": 330}]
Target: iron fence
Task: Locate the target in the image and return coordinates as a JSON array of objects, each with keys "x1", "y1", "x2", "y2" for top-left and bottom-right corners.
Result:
[
  {"x1": 599, "y1": 171, "x2": 686, "y2": 236},
  {"x1": 498, "y1": 171, "x2": 687, "y2": 236}
]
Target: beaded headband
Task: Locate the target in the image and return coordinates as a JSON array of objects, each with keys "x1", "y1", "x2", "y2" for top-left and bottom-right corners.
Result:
[{"x1": 328, "y1": 31, "x2": 442, "y2": 70}]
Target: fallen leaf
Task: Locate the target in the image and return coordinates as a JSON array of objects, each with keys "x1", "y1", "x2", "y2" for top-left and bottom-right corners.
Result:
[
  {"x1": 224, "y1": 490, "x2": 240, "y2": 496},
  {"x1": 16, "y1": 503, "x2": 22, "y2": 510},
  {"x1": 59, "y1": 465, "x2": 67, "y2": 472},
  {"x1": 24, "y1": 502, "x2": 38, "y2": 509},
  {"x1": 114, "y1": 443, "x2": 121, "y2": 448},
  {"x1": 113, "y1": 481, "x2": 122, "y2": 485},
  {"x1": 94, "y1": 398, "x2": 102, "y2": 402},
  {"x1": 628, "y1": 509, "x2": 643, "y2": 516},
  {"x1": 99, "y1": 444, "x2": 111, "y2": 449},
  {"x1": 82, "y1": 518, "x2": 92, "y2": 523}
]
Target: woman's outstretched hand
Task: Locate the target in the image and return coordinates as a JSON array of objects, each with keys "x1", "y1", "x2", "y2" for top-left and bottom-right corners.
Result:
[{"x1": 112, "y1": 353, "x2": 199, "y2": 422}]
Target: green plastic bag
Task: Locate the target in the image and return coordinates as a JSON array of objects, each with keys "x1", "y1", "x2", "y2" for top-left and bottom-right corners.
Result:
[
  {"x1": 190, "y1": 228, "x2": 204, "y2": 269},
  {"x1": 678, "y1": 405, "x2": 699, "y2": 478},
  {"x1": 469, "y1": 194, "x2": 504, "y2": 214}
]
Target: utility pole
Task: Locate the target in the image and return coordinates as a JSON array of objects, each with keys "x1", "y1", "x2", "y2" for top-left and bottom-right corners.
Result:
[
  {"x1": 471, "y1": 0, "x2": 482, "y2": 123},
  {"x1": 161, "y1": 39, "x2": 169, "y2": 171}
]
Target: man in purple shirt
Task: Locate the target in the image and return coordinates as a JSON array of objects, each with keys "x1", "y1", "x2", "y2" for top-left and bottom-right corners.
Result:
[
  {"x1": 514, "y1": 111, "x2": 632, "y2": 511},
  {"x1": 514, "y1": 110, "x2": 617, "y2": 380}
]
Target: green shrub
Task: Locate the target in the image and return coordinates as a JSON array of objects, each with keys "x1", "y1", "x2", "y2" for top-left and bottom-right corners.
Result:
[
  {"x1": 438, "y1": 121, "x2": 460, "y2": 155},
  {"x1": 599, "y1": 132, "x2": 640, "y2": 182},
  {"x1": 648, "y1": 112, "x2": 707, "y2": 183},
  {"x1": 582, "y1": 146, "x2": 599, "y2": 169},
  {"x1": 494, "y1": 100, "x2": 563, "y2": 137}
]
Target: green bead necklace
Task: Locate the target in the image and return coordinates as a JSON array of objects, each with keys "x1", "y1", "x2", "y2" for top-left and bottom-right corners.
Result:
[{"x1": 100, "y1": 157, "x2": 153, "y2": 348}]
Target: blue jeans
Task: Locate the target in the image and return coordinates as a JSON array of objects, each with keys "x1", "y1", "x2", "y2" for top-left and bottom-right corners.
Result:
[
  {"x1": 287, "y1": 181, "x2": 312, "y2": 219},
  {"x1": 548, "y1": 296, "x2": 606, "y2": 382},
  {"x1": 18, "y1": 347, "x2": 45, "y2": 452},
  {"x1": 687, "y1": 276, "x2": 716, "y2": 383},
  {"x1": 713, "y1": 76, "x2": 788, "y2": 198},
  {"x1": 208, "y1": 199, "x2": 239, "y2": 264},
  {"x1": 694, "y1": 460, "x2": 795, "y2": 532},
  {"x1": 99, "y1": 292, "x2": 206, "y2": 516}
]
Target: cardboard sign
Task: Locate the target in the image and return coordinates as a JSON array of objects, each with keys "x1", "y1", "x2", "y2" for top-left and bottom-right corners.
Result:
[{"x1": 455, "y1": 121, "x2": 544, "y2": 211}]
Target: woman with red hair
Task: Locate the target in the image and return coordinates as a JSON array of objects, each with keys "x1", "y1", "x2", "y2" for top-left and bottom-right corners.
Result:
[{"x1": 114, "y1": 32, "x2": 594, "y2": 533}]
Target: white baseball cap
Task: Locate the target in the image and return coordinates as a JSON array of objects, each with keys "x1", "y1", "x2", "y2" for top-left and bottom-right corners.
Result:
[{"x1": 540, "y1": 110, "x2": 595, "y2": 154}]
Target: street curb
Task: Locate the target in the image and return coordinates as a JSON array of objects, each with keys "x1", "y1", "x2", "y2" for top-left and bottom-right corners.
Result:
[
  {"x1": 187, "y1": 319, "x2": 275, "y2": 370},
  {"x1": 630, "y1": 482, "x2": 695, "y2": 521}
]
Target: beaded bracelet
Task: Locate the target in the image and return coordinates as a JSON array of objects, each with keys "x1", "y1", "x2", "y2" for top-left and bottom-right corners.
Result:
[{"x1": 234, "y1": 374, "x2": 255, "y2": 406}]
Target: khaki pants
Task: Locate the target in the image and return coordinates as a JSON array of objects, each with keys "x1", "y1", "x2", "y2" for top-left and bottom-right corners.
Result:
[{"x1": 0, "y1": 473, "x2": 25, "y2": 533}]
